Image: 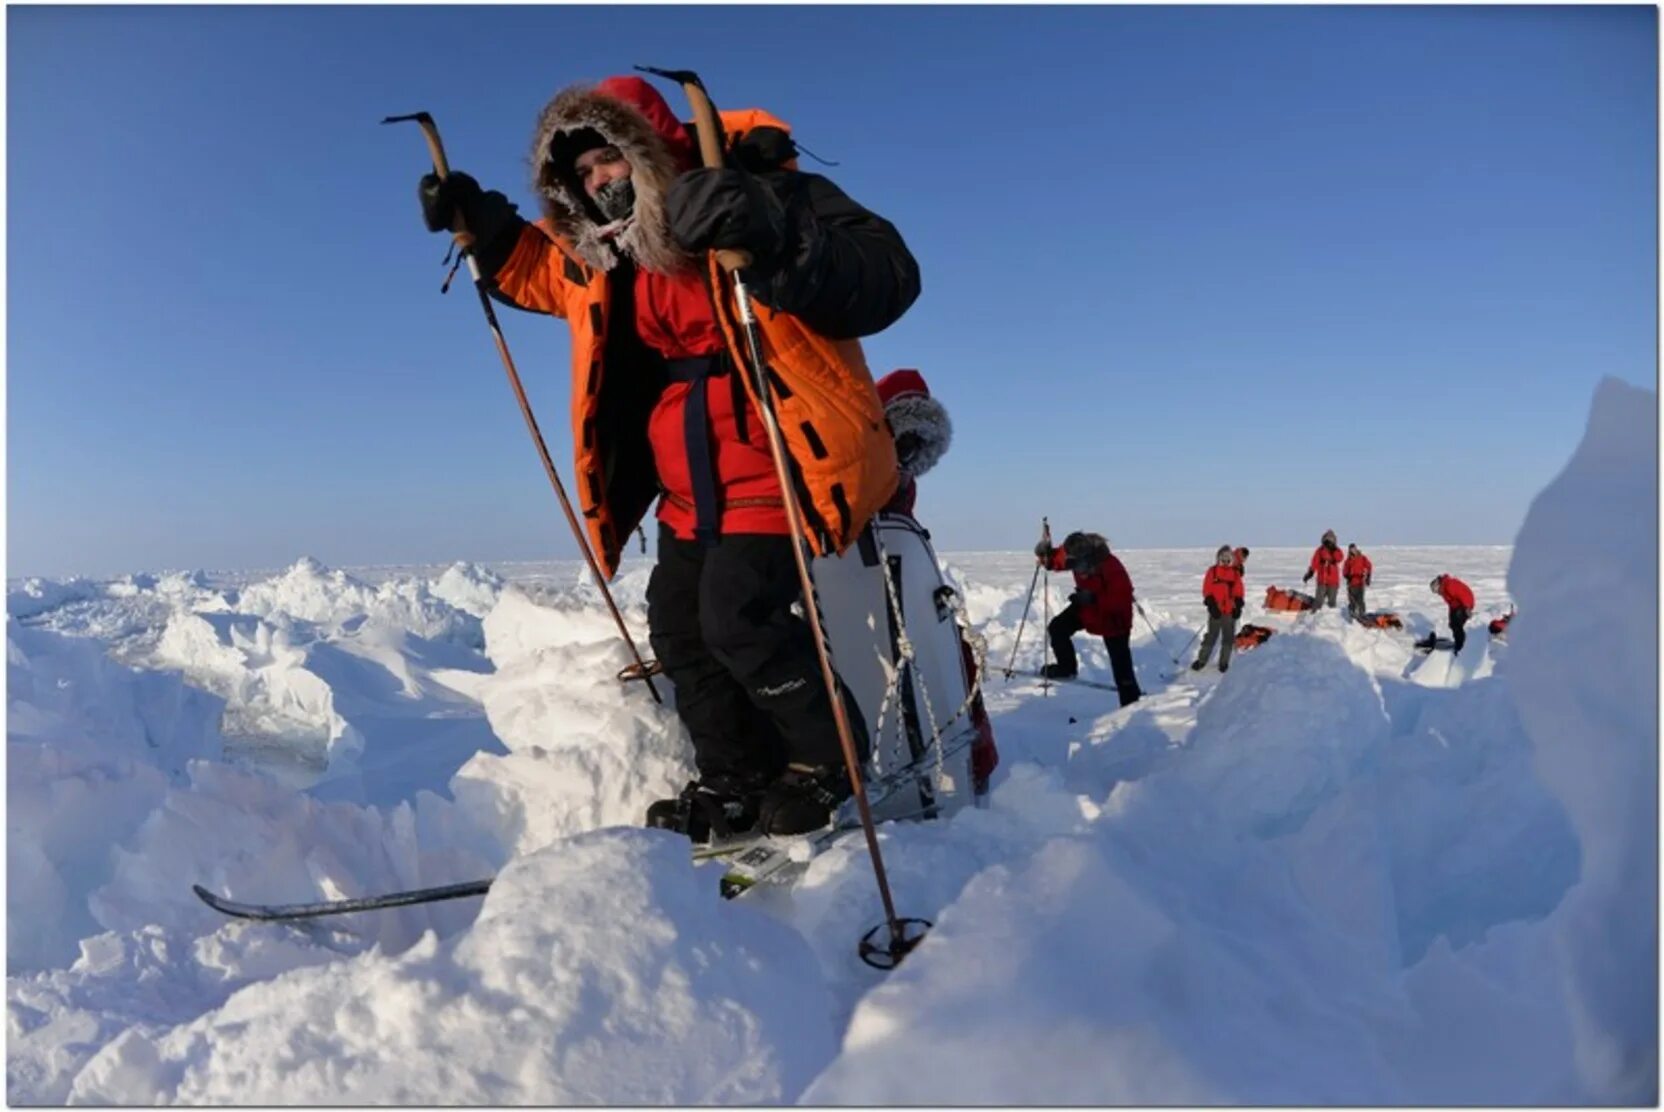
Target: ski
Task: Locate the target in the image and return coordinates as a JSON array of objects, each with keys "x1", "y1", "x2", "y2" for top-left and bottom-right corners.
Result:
[
  {"x1": 191, "y1": 878, "x2": 492, "y2": 921},
  {"x1": 195, "y1": 728, "x2": 977, "y2": 921}
]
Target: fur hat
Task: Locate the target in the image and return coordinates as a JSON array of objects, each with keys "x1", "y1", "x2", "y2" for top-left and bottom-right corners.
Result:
[{"x1": 876, "y1": 368, "x2": 952, "y2": 479}]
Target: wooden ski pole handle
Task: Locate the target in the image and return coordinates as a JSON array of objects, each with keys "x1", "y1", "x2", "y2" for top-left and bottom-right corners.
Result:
[{"x1": 636, "y1": 68, "x2": 752, "y2": 272}]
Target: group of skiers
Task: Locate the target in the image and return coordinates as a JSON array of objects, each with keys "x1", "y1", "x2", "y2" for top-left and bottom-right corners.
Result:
[{"x1": 416, "y1": 73, "x2": 1486, "y2": 848}]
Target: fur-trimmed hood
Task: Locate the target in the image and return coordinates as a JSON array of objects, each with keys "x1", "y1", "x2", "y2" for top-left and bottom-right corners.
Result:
[{"x1": 529, "y1": 75, "x2": 697, "y2": 274}]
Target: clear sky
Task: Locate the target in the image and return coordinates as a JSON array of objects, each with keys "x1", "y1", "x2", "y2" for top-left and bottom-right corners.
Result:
[{"x1": 9, "y1": 4, "x2": 1657, "y2": 578}]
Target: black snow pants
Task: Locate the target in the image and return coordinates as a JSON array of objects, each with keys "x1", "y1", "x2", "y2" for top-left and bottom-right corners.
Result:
[
  {"x1": 1448, "y1": 605, "x2": 1470, "y2": 654},
  {"x1": 1048, "y1": 604, "x2": 1142, "y2": 707},
  {"x1": 647, "y1": 527, "x2": 868, "y2": 782}
]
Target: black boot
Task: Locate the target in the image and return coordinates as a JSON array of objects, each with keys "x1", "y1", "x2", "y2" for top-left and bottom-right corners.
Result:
[
  {"x1": 757, "y1": 763, "x2": 853, "y2": 836},
  {"x1": 1040, "y1": 663, "x2": 1078, "y2": 680},
  {"x1": 645, "y1": 773, "x2": 767, "y2": 844},
  {"x1": 1190, "y1": 660, "x2": 1206, "y2": 672}
]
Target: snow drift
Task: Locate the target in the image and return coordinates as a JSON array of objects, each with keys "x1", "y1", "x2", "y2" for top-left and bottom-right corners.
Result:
[{"x1": 6, "y1": 379, "x2": 1654, "y2": 1104}]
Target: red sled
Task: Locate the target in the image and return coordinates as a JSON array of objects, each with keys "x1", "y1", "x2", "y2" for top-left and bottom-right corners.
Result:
[
  {"x1": 1264, "y1": 586, "x2": 1316, "y2": 612},
  {"x1": 1234, "y1": 624, "x2": 1275, "y2": 652}
]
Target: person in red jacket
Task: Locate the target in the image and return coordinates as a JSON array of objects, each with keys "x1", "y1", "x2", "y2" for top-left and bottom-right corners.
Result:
[
  {"x1": 1302, "y1": 529, "x2": 1344, "y2": 608},
  {"x1": 1343, "y1": 543, "x2": 1374, "y2": 621},
  {"x1": 1034, "y1": 531, "x2": 1141, "y2": 706},
  {"x1": 1232, "y1": 546, "x2": 1250, "y2": 575},
  {"x1": 1431, "y1": 574, "x2": 1476, "y2": 653},
  {"x1": 1192, "y1": 545, "x2": 1246, "y2": 673}
]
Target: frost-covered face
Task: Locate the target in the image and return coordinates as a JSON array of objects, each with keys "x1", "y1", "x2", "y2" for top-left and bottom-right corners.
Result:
[
  {"x1": 575, "y1": 144, "x2": 631, "y2": 198},
  {"x1": 1217, "y1": 550, "x2": 1234, "y2": 565},
  {"x1": 576, "y1": 145, "x2": 636, "y2": 221}
]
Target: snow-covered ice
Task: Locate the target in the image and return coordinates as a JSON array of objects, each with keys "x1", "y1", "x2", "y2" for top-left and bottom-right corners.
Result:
[{"x1": 7, "y1": 380, "x2": 1655, "y2": 1104}]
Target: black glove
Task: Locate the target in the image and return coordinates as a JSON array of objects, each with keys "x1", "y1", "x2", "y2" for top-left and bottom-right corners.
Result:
[
  {"x1": 1206, "y1": 599, "x2": 1221, "y2": 619},
  {"x1": 1365, "y1": 576, "x2": 1372, "y2": 587},
  {"x1": 1302, "y1": 570, "x2": 1313, "y2": 583},
  {"x1": 417, "y1": 171, "x2": 525, "y2": 278},
  {"x1": 665, "y1": 168, "x2": 787, "y2": 268},
  {"x1": 1070, "y1": 589, "x2": 1096, "y2": 607},
  {"x1": 1232, "y1": 600, "x2": 1243, "y2": 618}
]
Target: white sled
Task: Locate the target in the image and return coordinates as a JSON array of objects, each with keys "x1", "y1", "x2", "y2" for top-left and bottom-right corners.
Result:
[{"x1": 811, "y1": 512, "x2": 983, "y2": 824}]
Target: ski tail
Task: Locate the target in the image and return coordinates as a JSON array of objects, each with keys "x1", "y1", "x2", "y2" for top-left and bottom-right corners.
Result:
[{"x1": 191, "y1": 878, "x2": 492, "y2": 922}]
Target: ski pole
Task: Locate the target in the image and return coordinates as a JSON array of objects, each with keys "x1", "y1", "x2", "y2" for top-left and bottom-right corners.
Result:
[
  {"x1": 1004, "y1": 517, "x2": 1051, "y2": 679},
  {"x1": 1162, "y1": 622, "x2": 1204, "y2": 679},
  {"x1": 384, "y1": 111, "x2": 662, "y2": 703},
  {"x1": 640, "y1": 66, "x2": 925, "y2": 970},
  {"x1": 1038, "y1": 519, "x2": 1053, "y2": 695},
  {"x1": 1003, "y1": 562, "x2": 1041, "y2": 680},
  {"x1": 1135, "y1": 600, "x2": 1181, "y2": 668}
]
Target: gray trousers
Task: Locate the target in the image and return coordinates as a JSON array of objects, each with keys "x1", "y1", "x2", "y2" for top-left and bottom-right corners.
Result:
[
  {"x1": 1195, "y1": 612, "x2": 1237, "y2": 668},
  {"x1": 1314, "y1": 582, "x2": 1339, "y2": 609},
  {"x1": 1347, "y1": 585, "x2": 1367, "y2": 619}
]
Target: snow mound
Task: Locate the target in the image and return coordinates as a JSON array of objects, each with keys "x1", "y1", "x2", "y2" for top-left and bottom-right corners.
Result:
[
  {"x1": 8, "y1": 622, "x2": 226, "y2": 972},
  {"x1": 1508, "y1": 376, "x2": 1657, "y2": 1102},
  {"x1": 428, "y1": 560, "x2": 505, "y2": 619},
  {"x1": 152, "y1": 610, "x2": 363, "y2": 774},
  {"x1": 446, "y1": 587, "x2": 690, "y2": 858},
  {"x1": 8, "y1": 576, "x2": 103, "y2": 620},
  {"x1": 235, "y1": 557, "x2": 481, "y2": 645},
  {"x1": 67, "y1": 830, "x2": 837, "y2": 1105},
  {"x1": 1175, "y1": 629, "x2": 1391, "y2": 838}
]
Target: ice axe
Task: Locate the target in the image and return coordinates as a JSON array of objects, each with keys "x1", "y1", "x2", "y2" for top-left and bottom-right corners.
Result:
[
  {"x1": 382, "y1": 111, "x2": 663, "y2": 702},
  {"x1": 635, "y1": 65, "x2": 927, "y2": 971}
]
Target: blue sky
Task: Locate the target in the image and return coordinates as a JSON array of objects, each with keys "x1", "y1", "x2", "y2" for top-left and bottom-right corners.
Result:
[{"x1": 9, "y1": 5, "x2": 1656, "y2": 577}]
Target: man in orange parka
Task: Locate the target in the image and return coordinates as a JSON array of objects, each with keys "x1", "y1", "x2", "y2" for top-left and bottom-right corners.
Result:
[
  {"x1": 1192, "y1": 545, "x2": 1245, "y2": 673},
  {"x1": 1302, "y1": 529, "x2": 1344, "y2": 609},
  {"x1": 417, "y1": 75, "x2": 920, "y2": 839},
  {"x1": 1343, "y1": 543, "x2": 1373, "y2": 621},
  {"x1": 1431, "y1": 574, "x2": 1476, "y2": 653}
]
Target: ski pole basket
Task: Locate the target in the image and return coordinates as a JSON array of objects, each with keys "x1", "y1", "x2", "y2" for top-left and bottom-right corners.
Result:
[{"x1": 859, "y1": 917, "x2": 932, "y2": 970}]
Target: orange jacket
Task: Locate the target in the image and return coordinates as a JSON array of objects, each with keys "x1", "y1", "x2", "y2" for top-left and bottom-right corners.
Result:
[
  {"x1": 491, "y1": 104, "x2": 900, "y2": 577},
  {"x1": 1203, "y1": 565, "x2": 1245, "y2": 613},
  {"x1": 1343, "y1": 553, "x2": 1372, "y2": 587},
  {"x1": 1309, "y1": 544, "x2": 1344, "y2": 587}
]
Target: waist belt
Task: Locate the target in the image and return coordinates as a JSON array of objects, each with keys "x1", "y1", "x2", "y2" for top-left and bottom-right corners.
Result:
[{"x1": 665, "y1": 354, "x2": 738, "y2": 547}]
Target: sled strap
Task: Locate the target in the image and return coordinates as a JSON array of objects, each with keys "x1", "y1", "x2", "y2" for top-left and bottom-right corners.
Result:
[{"x1": 666, "y1": 354, "x2": 734, "y2": 547}]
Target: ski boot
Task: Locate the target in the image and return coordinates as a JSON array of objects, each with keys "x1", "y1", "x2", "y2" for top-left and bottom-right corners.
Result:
[
  {"x1": 1218, "y1": 661, "x2": 1229, "y2": 674},
  {"x1": 645, "y1": 773, "x2": 767, "y2": 845},
  {"x1": 757, "y1": 763, "x2": 854, "y2": 837},
  {"x1": 1190, "y1": 659, "x2": 1206, "y2": 672},
  {"x1": 1040, "y1": 663, "x2": 1078, "y2": 680}
]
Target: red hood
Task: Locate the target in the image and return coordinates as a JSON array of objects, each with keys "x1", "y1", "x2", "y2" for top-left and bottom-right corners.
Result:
[{"x1": 591, "y1": 75, "x2": 696, "y2": 170}]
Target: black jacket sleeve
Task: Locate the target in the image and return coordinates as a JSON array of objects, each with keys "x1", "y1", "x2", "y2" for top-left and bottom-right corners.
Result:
[{"x1": 743, "y1": 171, "x2": 921, "y2": 339}]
